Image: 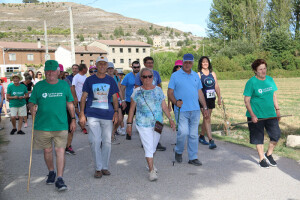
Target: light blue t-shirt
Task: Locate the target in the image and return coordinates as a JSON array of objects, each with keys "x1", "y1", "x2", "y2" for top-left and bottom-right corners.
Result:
[
  {"x1": 168, "y1": 69, "x2": 203, "y2": 112},
  {"x1": 135, "y1": 70, "x2": 161, "y2": 86},
  {"x1": 131, "y1": 86, "x2": 165, "y2": 128},
  {"x1": 121, "y1": 72, "x2": 136, "y2": 102}
]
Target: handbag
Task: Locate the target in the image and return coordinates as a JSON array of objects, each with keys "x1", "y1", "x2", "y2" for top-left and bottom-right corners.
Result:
[{"x1": 141, "y1": 87, "x2": 164, "y2": 134}]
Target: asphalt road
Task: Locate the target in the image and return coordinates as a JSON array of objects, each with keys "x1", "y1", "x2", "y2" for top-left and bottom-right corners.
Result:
[{"x1": 0, "y1": 116, "x2": 299, "y2": 200}]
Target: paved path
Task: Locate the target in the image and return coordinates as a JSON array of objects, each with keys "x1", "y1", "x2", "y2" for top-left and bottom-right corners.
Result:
[{"x1": 0, "y1": 116, "x2": 299, "y2": 200}]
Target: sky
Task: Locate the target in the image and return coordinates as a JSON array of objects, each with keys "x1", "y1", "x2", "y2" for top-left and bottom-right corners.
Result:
[{"x1": 3, "y1": 0, "x2": 213, "y2": 37}]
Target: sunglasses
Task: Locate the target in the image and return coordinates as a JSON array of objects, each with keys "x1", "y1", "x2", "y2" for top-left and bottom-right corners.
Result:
[
  {"x1": 89, "y1": 70, "x2": 97, "y2": 73},
  {"x1": 142, "y1": 75, "x2": 153, "y2": 79},
  {"x1": 38, "y1": 74, "x2": 42, "y2": 75},
  {"x1": 132, "y1": 66, "x2": 140, "y2": 69}
]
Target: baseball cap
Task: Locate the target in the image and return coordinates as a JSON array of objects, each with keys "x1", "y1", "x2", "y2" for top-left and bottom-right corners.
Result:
[
  {"x1": 116, "y1": 68, "x2": 124, "y2": 75},
  {"x1": 59, "y1": 64, "x2": 64, "y2": 72},
  {"x1": 174, "y1": 60, "x2": 183, "y2": 66},
  {"x1": 95, "y1": 56, "x2": 108, "y2": 64},
  {"x1": 45, "y1": 60, "x2": 59, "y2": 71},
  {"x1": 183, "y1": 54, "x2": 194, "y2": 63},
  {"x1": 108, "y1": 62, "x2": 114, "y2": 69}
]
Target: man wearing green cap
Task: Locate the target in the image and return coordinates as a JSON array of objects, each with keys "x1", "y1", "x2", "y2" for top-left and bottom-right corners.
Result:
[{"x1": 28, "y1": 60, "x2": 76, "y2": 191}]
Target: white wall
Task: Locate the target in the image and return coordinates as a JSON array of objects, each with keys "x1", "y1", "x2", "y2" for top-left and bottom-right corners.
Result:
[{"x1": 55, "y1": 46, "x2": 72, "y2": 70}]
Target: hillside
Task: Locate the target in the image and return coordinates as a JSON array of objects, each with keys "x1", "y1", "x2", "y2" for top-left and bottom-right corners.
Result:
[{"x1": 0, "y1": 2, "x2": 195, "y2": 47}]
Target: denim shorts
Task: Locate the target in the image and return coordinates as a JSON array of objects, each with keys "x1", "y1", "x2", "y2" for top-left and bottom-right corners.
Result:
[{"x1": 247, "y1": 117, "x2": 281, "y2": 144}]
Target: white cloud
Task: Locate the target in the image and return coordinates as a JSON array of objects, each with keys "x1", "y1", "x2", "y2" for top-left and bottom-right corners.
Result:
[{"x1": 157, "y1": 21, "x2": 206, "y2": 37}]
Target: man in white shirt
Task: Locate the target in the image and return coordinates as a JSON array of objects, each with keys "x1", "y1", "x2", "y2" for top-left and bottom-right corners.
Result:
[{"x1": 71, "y1": 64, "x2": 88, "y2": 134}]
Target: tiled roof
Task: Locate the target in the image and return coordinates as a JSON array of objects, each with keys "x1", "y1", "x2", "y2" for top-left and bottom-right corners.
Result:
[
  {"x1": 62, "y1": 45, "x2": 107, "y2": 54},
  {"x1": 96, "y1": 39, "x2": 151, "y2": 47},
  {"x1": 0, "y1": 41, "x2": 56, "y2": 51}
]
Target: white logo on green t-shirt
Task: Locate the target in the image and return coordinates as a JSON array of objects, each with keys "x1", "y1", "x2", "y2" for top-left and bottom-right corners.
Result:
[{"x1": 42, "y1": 93, "x2": 47, "y2": 98}]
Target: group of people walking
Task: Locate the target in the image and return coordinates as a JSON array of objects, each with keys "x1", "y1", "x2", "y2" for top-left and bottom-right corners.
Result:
[{"x1": 3, "y1": 53, "x2": 281, "y2": 191}]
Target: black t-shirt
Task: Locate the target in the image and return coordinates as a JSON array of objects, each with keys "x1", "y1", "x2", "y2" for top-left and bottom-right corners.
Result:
[{"x1": 21, "y1": 81, "x2": 33, "y2": 91}]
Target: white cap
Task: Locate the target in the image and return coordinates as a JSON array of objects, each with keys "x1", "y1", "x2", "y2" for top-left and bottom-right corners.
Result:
[
  {"x1": 108, "y1": 62, "x2": 114, "y2": 69},
  {"x1": 95, "y1": 56, "x2": 108, "y2": 64}
]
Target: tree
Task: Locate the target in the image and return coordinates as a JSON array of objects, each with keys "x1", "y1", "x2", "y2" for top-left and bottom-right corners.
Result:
[
  {"x1": 146, "y1": 37, "x2": 153, "y2": 45},
  {"x1": 165, "y1": 41, "x2": 170, "y2": 47},
  {"x1": 98, "y1": 31, "x2": 102, "y2": 39},
  {"x1": 114, "y1": 26, "x2": 124, "y2": 37},
  {"x1": 292, "y1": 0, "x2": 300, "y2": 39},
  {"x1": 79, "y1": 34, "x2": 84, "y2": 42}
]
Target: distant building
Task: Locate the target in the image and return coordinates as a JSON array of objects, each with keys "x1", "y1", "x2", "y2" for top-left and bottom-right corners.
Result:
[
  {"x1": 0, "y1": 41, "x2": 55, "y2": 77},
  {"x1": 55, "y1": 45, "x2": 107, "y2": 69},
  {"x1": 153, "y1": 36, "x2": 162, "y2": 47},
  {"x1": 89, "y1": 39, "x2": 151, "y2": 70}
]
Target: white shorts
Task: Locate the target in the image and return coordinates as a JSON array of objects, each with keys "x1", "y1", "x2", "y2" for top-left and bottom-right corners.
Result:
[
  {"x1": 10, "y1": 105, "x2": 27, "y2": 117},
  {"x1": 136, "y1": 125, "x2": 161, "y2": 158}
]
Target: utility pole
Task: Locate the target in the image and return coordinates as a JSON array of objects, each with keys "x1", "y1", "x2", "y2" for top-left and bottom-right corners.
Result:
[
  {"x1": 44, "y1": 20, "x2": 50, "y2": 61},
  {"x1": 202, "y1": 43, "x2": 205, "y2": 56},
  {"x1": 69, "y1": 6, "x2": 75, "y2": 64}
]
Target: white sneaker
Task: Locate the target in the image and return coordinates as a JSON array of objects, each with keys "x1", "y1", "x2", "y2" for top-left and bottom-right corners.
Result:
[
  {"x1": 146, "y1": 165, "x2": 158, "y2": 172},
  {"x1": 5, "y1": 114, "x2": 10, "y2": 118},
  {"x1": 120, "y1": 127, "x2": 126, "y2": 136},
  {"x1": 117, "y1": 127, "x2": 122, "y2": 135},
  {"x1": 149, "y1": 170, "x2": 158, "y2": 181}
]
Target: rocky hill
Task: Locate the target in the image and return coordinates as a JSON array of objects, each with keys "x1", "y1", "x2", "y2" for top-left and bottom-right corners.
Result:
[{"x1": 0, "y1": 2, "x2": 196, "y2": 47}]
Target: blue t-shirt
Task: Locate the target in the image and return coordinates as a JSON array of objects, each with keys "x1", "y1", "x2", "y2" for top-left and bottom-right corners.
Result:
[
  {"x1": 121, "y1": 72, "x2": 136, "y2": 102},
  {"x1": 82, "y1": 75, "x2": 119, "y2": 120},
  {"x1": 66, "y1": 74, "x2": 74, "y2": 84},
  {"x1": 168, "y1": 69, "x2": 203, "y2": 112},
  {"x1": 135, "y1": 70, "x2": 161, "y2": 86},
  {"x1": 131, "y1": 86, "x2": 165, "y2": 128}
]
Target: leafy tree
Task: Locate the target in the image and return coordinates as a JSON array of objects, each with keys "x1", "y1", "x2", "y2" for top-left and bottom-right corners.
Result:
[
  {"x1": 165, "y1": 41, "x2": 170, "y2": 47},
  {"x1": 27, "y1": 26, "x2": 32, "y2": 31},
  {"x1": 292, "y1": 0, "x2": 300, "y2": 39},
  {"x1": 113, "y1": 26, "x2": 124, "y2": 37},
  {"x1": 137, "y1": 28, "x2": 148, "y2": 36},
  {"x1": 79, "y1": 34, "x2": 84, "y2": 42},
  {"x1": 146, "y1": 37, "x2": 153, "y2": 45},
  {"x1": 177, "y1": 40, "x2": 184, "y2": 46},
  {"x1": 98, "y1": 31, "x2": 102, "y2": 39}
]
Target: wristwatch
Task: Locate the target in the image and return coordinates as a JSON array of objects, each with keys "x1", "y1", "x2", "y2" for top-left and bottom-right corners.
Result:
[{"x1": 204, "y1": 107, "x2": 208, "y2": 110}]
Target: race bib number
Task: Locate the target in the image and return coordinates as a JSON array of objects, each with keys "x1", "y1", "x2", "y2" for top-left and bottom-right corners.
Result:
[{"x1": 206, "y1": 89, "x2": 215, "y2": 99}]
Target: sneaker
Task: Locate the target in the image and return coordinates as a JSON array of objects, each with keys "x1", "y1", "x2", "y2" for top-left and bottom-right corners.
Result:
[
  {"x1": 55, "y1": 177, "x2": 67, "y2": 191},
  {"x1": 188, "y1": 159, "x2": 202, "y2": 166},
  {"x1": 259, "y1": 159, "x2": 270, "y2": 168},
  {"x1": 10, "y1": 129, "x2": 17, "y2": 135},
  {"x1": 149, "y1": 170, "x2": 158, "y2": 181},
  {"x1": 17, "y1": 130, "x2": 25, "y2": 135},
  {"x1": 126, "y1": 133, "x2": 131, "y2": 140},
  {"x1": 65, "y1": 146, "x2": 76, "y2": 155},
  {"x1": 156, "y1": 142, "x2": 166, "y2": 151},
  {"x1": 0, "y1": 127, "x2": 4, "y2": 131},
  {"x1": 199, "y1": 136, "x2": 209, "y2": 145},
  {"x1": 94, "y1": 170, "x2": 103, "y2": 178},
  {"x1": 111, "y1": 137, "x2": 120, "y2": 145},
  {"x1": 117, "y1": 127, "x2": 122, "y2": 135},
  {"x1": 120, "y1": 127, "x2": 126, "y2": 136},
  {"x1": 46, "y1": 171, "x2": 56, "y2": 185},
  {"x1": 209, "y1": 140, "x2": 217, "y2": 149},
  {"x1": 5, "y1": 114, "x2": 10, "y2": 118},
  {"x1": 175, "y1": 152, "x2": 182, "y2": 163},
  {"x1": 101, "y1": 169, "x2": 111, "y2": 176},
  {"x1": 82, "y1": 128, "x2": 88, "y2": 134},
  {"x1": 146, "y1": 165, "x2": 158, "y2": 172},
  {"x1": 264, "y1": 153, "x2": 277, "y2": 167}
]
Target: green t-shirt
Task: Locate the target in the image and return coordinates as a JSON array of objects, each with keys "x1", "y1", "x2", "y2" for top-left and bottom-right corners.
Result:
[
  {"x1": 243, "y1": 75, "x2": 278, "y2": 118},
  {"x1": 29, "y1": 79, "x2": 74, "y2": 131},
  {"x1": 7, "y1": 83, "x2": 28, "y2": 107}
]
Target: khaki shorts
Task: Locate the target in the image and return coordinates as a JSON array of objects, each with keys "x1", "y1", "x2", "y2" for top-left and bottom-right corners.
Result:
[
  {"x1": 10, "y1": 105, "x2": 27, "y2": 117},
  {"x1": 33, "y1": 130, "x2": 68, "y2": 150}
]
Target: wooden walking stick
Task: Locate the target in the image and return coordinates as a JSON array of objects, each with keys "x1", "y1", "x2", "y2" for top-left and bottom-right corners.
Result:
[
  {"x1": 231, "y1": 115, "x2": 293, "y2": 126},
  {"x1": 27, "y1": 115, "x2": 35, "y2": 192}
]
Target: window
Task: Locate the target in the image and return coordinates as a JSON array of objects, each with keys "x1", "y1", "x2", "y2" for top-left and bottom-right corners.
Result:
[
  {"x1": 143, "y1": 48, "x2": 146, "y2": 53},
  {"x1": 120, "y1": 59, "x2": 124, "y2": 63},
  {"x1": 6, "y1": 67, "x2": 19, "y2": 72},
  {"x1": 129, "y1": 59, "x2": 131, "y2": 64},
  {"x1": 113, "y1": 59, "x2": 116, "y2": 63},
  {"x1": 90, "y1": 54, "x2": 93, "y2": 56},
  {"x1": 80, "y1": 54, "x2": 83, "y2": 56},
  {"x1": 128, "y1": 48, "x2": 131, "y2": 53},
  {"x1": 9, "y1": 53, "x2": 16, "y2": 61},
  {"x1": 136, "y1": 48, "x2": 139, "y2": 53},
  {"x1": 81, "y1": 60, "x2": 84, "y2": 64},
  {"x1": 120, "y1": 48, "x2": 123, "y2": 53},
  {"x1": 27, "y1": 54, "x2": 34, "y2": 61},
  {"x1": 112, "y1": 48, "x2": 115, "y2": 53},
  {"x1": 90, "y1": 60, "x2": 94, "y2": 66}
]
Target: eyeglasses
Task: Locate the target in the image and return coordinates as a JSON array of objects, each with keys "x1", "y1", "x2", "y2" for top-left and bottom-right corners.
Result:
[
  {"x1": 89, "y1": 70, "x2": 97, "y2": 73},
  {"x1": 132, "y1": 66, "x2": 140, "y2": 69},
  {"x1": 145, "y1": 62, "x2": 154, "y2": 64},
  {"x1": 38, "y1": 74, "x2": 42, "y2": 76},
  {"x1": 142, "y1": 75, "x2": 153, "y2": 79}
]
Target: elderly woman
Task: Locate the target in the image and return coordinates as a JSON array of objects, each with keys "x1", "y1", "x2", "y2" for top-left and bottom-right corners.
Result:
[
  {"x1": 126, "y1": 68, "x2": 175, "y2": 181},
  {"x1": 244, "y1": 59, "x2": 281, "y2": 168}
]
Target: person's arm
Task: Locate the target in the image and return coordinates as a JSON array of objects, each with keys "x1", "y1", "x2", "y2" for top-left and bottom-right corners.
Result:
[
  {"x1": 28, "y1": 102, "x2": 37, "y2": 118},
  {"x1": 71, "y1": 85, "x2": 78, "y2": 106},
  {"x1": 120, "y1": 84, "x2": 127, "y2": 110},
  {"x1": 67, "y1": 101, "x2": 76, "y2": 132},
  {"x1": 244, "y1": 96, "x2": 258, "y2": 123},
  {"x1": 273, "y1": 92, "x2": 281, "y2": 121},
  {"x1": 161, "y1": 99, "x2": 175, "y2": 131},
  {"x1": 0, "y1": 87, "x2": 4, "y2": 106},
  {"x1": 79, "y1": 92, "x2": 88, "y2": 127},
  {"x1": 198, "y1": 90, "x2": 208, "y2": 118},
  {"x1": 126, "y1": 98, "x2": 136, "y2": 136},
  {"x1": 112, "y1": 93, "x2": 119, "y2": 125},
  {"x1": 212, "y1": 72, "x2": 221, "y2": 106},
  {"x1": 167, "y1": 88, "x2": 183, "y2": 108}
]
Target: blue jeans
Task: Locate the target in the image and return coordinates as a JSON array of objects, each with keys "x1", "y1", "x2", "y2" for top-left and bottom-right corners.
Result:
[{"x1": 174, "y1": 110, "x2": 200, "y2": 160}]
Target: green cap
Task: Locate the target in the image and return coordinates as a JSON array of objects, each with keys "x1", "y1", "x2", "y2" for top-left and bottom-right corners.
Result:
[{"x1": 45, "y1": 60, "x2": 59, "y2": 71}]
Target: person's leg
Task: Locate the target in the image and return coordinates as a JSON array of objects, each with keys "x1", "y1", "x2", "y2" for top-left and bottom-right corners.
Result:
[
  {"x1": 17, "y1": 116, "x2": 23, "y2": 131},
  {"x1": 3, "y1": 101, "x2": 8, "y2": 115},
  {"x1": 88, "y1": 117, "x2": 103, "y2": 171},
  {"x1": 200, "y1": 108, "x2": 206, "y2": 137},
  {"x1": 174, "y1": 111, "x2": 189, "y2": 154},
  {"x1": 187, "y1": 110, "x2": 200, "y2": 160},
  {"x1": 11, "y1": 117, "x2": 16, "y2": 129},
  {"x1": 265, "y1": 119, "x2": 281, "y2": 156},
  {"x1": 266, "y1": 141, "x2": 277, "y2": 156},
  {"x1": 66, "y1": 132, "x2": 74, "y2": 148},
  {"x1": 55, "y1": 147, "x2": 65, "y2": 177},
  {"x1": 100, "y1": 119, "x2": 113, "y2": 170},
  {"x1": 256, "y1": 144, "x2": 265, "y2": 161},
  {"x1": 23, "y1": 116, "x2": 28, "y2": 128},
  {"x1": 146, "y1": 157, "x2": 154, "y2": 172},
  {"x1": 44, "y1": 147, "x2": 55, "y2": 171},
  {"x1": 248, "y1": 117, "x2": 265, "y2": 162},
  {"x1": 203, "y1": 109, "x2": 213, "y2": 140}
]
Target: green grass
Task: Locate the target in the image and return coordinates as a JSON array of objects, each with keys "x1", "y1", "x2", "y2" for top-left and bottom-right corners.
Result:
[{"x1": 161, "y1": 77, "x2": 300, "y2": 161}]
